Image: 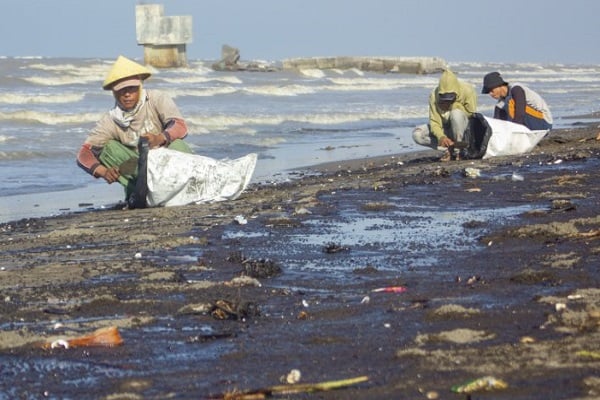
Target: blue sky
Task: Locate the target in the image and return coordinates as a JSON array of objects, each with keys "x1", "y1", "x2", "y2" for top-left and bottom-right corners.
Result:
[{"x1": 2, "y1": 0, "x2": 600, "y2": 64}]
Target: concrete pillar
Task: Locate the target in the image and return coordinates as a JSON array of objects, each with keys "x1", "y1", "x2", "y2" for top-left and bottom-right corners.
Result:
[{"x1": 135, "y1": 4, "x2": 192, "y2": 68}]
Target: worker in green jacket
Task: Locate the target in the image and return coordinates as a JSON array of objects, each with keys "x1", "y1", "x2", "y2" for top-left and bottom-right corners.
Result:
[{"x1": 412, "y1": 69, "x2": 477, "y2": 161}]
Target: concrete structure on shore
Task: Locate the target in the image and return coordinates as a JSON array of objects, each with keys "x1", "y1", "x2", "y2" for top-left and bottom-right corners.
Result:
[
  {"x1": 282, "y1": 56, "x2": 447, "y2": 74},
  {"x1": 135, "y1": 4, "x2": 192, "y2": 68}
]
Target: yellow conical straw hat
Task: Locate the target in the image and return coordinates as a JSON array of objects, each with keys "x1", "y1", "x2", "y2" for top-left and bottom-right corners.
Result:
[{"x1": 102, "y1": 55, "x2": 152, "y2": 90}]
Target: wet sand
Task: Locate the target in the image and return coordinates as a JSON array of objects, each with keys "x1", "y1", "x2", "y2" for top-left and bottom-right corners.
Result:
[{"x1": 1, "y1": 121, "x2": 599, "y2": 399}]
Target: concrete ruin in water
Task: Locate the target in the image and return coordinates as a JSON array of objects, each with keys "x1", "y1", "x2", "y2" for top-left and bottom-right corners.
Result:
[
  {"x1": 135, "y1": 4, "x2": 446, "y2": 74},
  {"x1": 136, "y1": 4, "x2": 192, "y2": 68}
]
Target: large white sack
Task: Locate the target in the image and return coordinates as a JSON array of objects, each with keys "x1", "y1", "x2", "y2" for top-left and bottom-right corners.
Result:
[
  {"x1": 482, "y1": 116, "x2": 548, "y2": 159},
  {"x1": 146, "y1": 148, "x2": 257, "y2": 207}
]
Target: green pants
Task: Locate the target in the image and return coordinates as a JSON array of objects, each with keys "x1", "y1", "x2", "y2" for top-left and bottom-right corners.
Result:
[{"x1": 99, "y1": 139, "x2": 192, "y2": 199}]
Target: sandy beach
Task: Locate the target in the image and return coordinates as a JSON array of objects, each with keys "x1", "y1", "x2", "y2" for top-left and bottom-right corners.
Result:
[{"x1": 1, "y1": 119, "x2": 599, "y2": 399}]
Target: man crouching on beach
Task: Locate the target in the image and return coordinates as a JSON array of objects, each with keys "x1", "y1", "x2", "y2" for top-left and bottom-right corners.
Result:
[
  {"x1": 76, "y1": 55, "x2": 192, "y2": 205},
  {"x1": 412, "y1": 69, "x2": 477, "y2": 161}
]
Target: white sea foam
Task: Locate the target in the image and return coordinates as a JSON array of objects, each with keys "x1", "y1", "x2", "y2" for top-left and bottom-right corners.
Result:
[
  {"x1": 243, "y1": 84, "x2": 317, "y2": 96},
  {"x1": 186, "y1": 109, "x2": 409, "y2": 131},
  {"x1": 172, "y1": 87, "x2": 239, "y2": 98},
  {"x1": 161, "y1": 75, "x2": 242, "y2": 85},
  {"x1": 0, "y1": 110, "x2": 102, "y2": 125},
  {"x1": 23, "y1": 75, "x2": 98, "y2": 86},
  {"x1": 299, "y1": 69, "x2": 326, "y2": 79},
  {"x1": 0, "y1": 92, "x2": 85, "y2": 104}
]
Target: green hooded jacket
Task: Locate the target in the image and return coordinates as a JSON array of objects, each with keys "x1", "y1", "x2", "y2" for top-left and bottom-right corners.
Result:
[{"x1": 428, "y1": 69, "x2": 477, "y2": 140}]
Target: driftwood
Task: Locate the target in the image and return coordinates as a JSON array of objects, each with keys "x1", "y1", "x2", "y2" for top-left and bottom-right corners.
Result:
[{"x1": 212, "y1": 375, "x2": 369, "y2": 399}]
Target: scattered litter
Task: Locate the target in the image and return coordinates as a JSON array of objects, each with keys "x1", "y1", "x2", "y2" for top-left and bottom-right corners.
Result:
[
  {"x1": 323, "y1": 242, "x2": 350, "y2": 253},
  {"x1": 361, "y1": 296, "x2": 370, "y2": 304},
  {"x1": 213, "y1": 375, "x2": 368, "y2": 399},
  {"x1": 463, "y1": 167, "x2": 481, "y2": 178},
  {"x1": 465, "y1": 187, "x2": 481, "y2": 192},
  {"x1": 134, "y1": 252, "x2": 142, "y2": 259},
  {"x1": 451, "y1": 376, "x2": 508, "y2": 393},
  {"x1": 372, "y1": 286, "x2": 407, "y2": 293},
  {"x1": 285, "y1": 369, "x2": 302, "y2": 384},
  {"x1": 50, "y1": 339, "x2": 70, "y2": 349},
  {"x1": 425, "y1": 391, "x2": 439, "y2": 399},
  {"x1": 42, "y1": 326, "x2": 123, "y2": 349},
  {"x1": 511, "y1": 172, "x2": 524, "y2": 181},
  {"x1": 302, "y1": 300, "x2": 309, "y2": 308},
  {"x1": 520, "y1": 336, "x2": 536, "y2": 344},
  {"x1": 294, "y1": 207, "x2": 312, "y2": 215},
  {"x1": 576, "y1": 350, "x2": 600, "y2": 359},
  {"x1": 567, "y1": 294, "x2": 584, "y2": 300},
  {"x1": 234, "y1": 215, "x2": 248, "y2": 225},
  {"x1": 555, "y1": 302, "x2": 567, "y2": 311}
]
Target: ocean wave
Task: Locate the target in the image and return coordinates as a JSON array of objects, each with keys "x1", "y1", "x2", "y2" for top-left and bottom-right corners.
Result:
[
  {"x1": 186, "y1": 108, "x2": 419, "y2": 132},
  {"x1": 243, "y1": 84, "x2": 317, "y2": 96},
  {"x1": 172, "y1": 87, "x2": 239, "y2": 98},
  {"x1": 0, "y1": 149, "x2": 74, "y2": 161},
  {"x1": 161, "y1": 75, "x2": 243, "y2": 85},
  {"x1": 23, "y1": 75, "x2": 99, "y2": 86},
  {"x1": 0, "y1": 92, "x2": 85, "y2": 104},
  {"x1": 0, "y1": 110, "x2": 102, "y2": 125}
]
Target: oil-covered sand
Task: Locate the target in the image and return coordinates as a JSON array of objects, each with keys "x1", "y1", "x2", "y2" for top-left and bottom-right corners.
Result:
[{"x1": 1, "y1": 123, "x2": 599, "y2": 399}]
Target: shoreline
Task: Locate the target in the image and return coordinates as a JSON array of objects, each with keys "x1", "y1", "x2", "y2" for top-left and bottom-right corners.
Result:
[{"x1": 0, "y1": 126, "x2": 415, "y2": 224}]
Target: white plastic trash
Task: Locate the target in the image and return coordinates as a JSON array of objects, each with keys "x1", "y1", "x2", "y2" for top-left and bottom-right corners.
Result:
[{"x1": 146, "y1": 148, "x2": 257, "y2": 207}]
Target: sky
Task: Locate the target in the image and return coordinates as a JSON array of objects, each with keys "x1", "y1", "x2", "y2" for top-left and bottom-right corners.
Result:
[{"x1": 2, "y1": 0, "x2": 600, "y2": 64}]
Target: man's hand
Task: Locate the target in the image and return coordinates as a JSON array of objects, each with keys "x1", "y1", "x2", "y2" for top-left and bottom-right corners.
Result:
[
  {"x1": 142, "y1": 133, "x2": 166, "y2": 149},
  {"x1": 96, "y1": 165, "x2": 120, "y2": 184},
  {"x1": 439, "y1": 136, "x2": 455, "y2": 148}
]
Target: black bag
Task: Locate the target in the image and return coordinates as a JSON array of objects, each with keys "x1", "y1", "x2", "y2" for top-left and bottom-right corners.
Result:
[
  {"x1": 127, "y1": 137, "x2": 149, "y2": 209},
  {"x1": 462, "y1": 113, "x2": 493, "y2": 159}
]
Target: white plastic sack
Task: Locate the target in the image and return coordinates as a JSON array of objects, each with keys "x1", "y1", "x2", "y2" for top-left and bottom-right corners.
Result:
[
  {"x1": 482, "y1": 116, "x2": 549, "y2": 159},
  {"x1": 146, "y1": 148, "x2": 257, "y2": 207}
]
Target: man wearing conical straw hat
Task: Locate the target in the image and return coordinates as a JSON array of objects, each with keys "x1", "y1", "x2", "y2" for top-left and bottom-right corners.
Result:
[{"x1": 77, "y1": 55, "x2": 192, "y2": 205}]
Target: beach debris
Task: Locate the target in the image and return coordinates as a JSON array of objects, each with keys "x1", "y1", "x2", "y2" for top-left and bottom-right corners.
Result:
[
  {"x1": 511, "y1": 172, "x2": 524, "y2": 181},
  {"x1": 212, "y1": 300, "x2": 240, "y2": 320},
  {"x1": 465, "y1": 187, "x2": 481, "y2": 192},
  {"x1": 134, "y1": 252, "x2": 142, "y2": 259},
  {"x1": 242, "y1": 258, "x2": 282, "y2": 278},
  {"x1": 186, "y1": 331, "x2": 237, "y2": 343},
  {"x1": 234, "y1": 215, "x2": 248, "y2": 225},
  {"x1": 451, "y1": 376, "x2": 508, "y2": 394},
  {"x1": 555, "y1": 302, "x2": 567, "y2": 312},
  {"x1": 323, "y1": 242, "x2": 350, "y2": 253},
  {"x1": 371, "y1": 286, "x2": 407, "y2": 293},
  {"x1": 576, "y1": 350, "x2": 600, "y2": 359},
  {"x1": 297, "y1": 310, "x2": 309, "y2": 320},
  {"x1": 211, "y1": 375, "x2": 369, "y2": 399},
  {"x1": 361, "y1": 296, "x2": 370, "y2": 304},
  {"x1": 463, "y1": 167, "x2": 480, "y2": 178},
  {"x1": 422, "y1": 390, "x2": 439, "y2": 399},
  {"x1": 282, "y1": 369, "x2": 302, "y2": 384},
  {"x1": 293, "y1": 206, "x2": 312, "y2": 215},
  {"x1": 551, "y1": 199, "x2": 576, "y2": 212},
  {"x1": 520, "y1": 336, "x2": 536, "y2": 344},
  {"x1": 50, "y1": 339, "x2": 70, "y2": 349},
  {"x1": 42, "y1": 326, "x2": 123, "y2": 350},
  {"x1": 177, "y1": 302, "x2": 214, "y2": 315},
  {"x1": 210, "y1": 299, "x2": 260, "y2": 321},
  {"x1": 225, "y1": 275, "x2": 262, "y2": 287}
]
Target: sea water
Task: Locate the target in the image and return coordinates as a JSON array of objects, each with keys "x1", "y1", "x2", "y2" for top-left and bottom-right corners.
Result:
[{"x1": 1, "y1": 57, "x2": 599, "y2": 222}]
